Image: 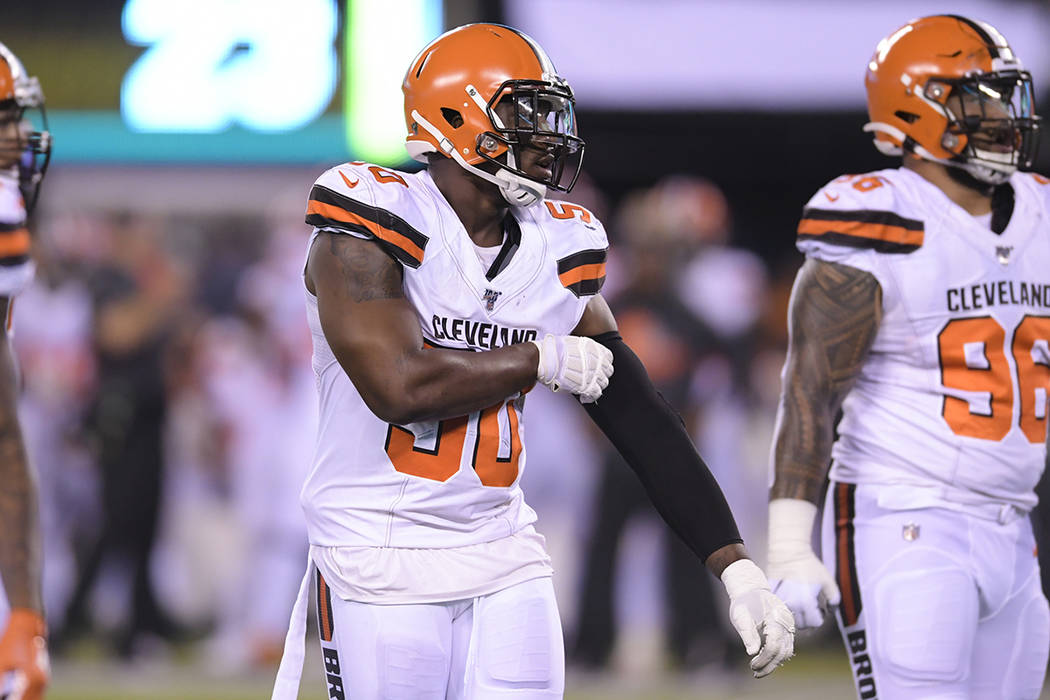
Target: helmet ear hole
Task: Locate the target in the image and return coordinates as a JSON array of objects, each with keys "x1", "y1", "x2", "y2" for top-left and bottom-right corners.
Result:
[
  {"x1": 894, "y1": 110, "x2": 920, "y2": 124},
  {"x1": 441, "y1": 108, "x2": 464, "y2": 129}
]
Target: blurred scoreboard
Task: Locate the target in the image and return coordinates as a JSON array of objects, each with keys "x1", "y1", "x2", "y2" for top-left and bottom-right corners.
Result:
[
  {"x1": 7, "y1": 0, "x2": 1049, "y2": 167},
  {"x1": 13, "y1": 0, "x2": 442, "y2": 165}
]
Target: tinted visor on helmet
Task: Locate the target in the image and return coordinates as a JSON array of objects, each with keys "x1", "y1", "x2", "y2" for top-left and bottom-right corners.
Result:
[
  {"x1": 933, "y1": 70, "x2": 1041, "y2": 172},
  {"x1": 479, "y1": 79, "x2": 585, "y2": 193}
]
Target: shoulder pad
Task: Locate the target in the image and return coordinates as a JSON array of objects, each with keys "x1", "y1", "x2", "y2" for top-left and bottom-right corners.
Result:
[
  {"x1": 1019, "y1": 171, "x2": 1050, "y2": 187},
  {"x1": 306, "y1": 162, "x2": 429, "y2": 268},
  {"x1": 1012, "y1": 171, "x2": 1050, "y2": 208},
  {"x1": 0, "y1": 176, "x2": 26, "y2": 226},
  {"x1": 539, "y1": 199, "x2": 609, "y2": 297},
  {"x1": 0, "y1": 177, "x2": 29, "y2": 270},
  {"x1": 798, "y1": 170, "x2": 924, "y2": 254}
]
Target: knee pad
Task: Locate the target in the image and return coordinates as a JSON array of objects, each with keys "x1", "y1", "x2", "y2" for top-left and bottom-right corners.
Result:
[
  {"x1": 1007, "y1": 590, "x2": 1050, "y2": 700},
  {"x1": 872, "y1": 551, "x2": 978, "y2": 684},
  {"x1": 378, "y1": 640, "x2": 449, "y2": 699},
  {"x1": 473, "y1": 583, "x2": 562, "y2": 692}
]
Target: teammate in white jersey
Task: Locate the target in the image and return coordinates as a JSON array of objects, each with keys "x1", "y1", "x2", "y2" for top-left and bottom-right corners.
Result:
[
  {"x1": 273, "y1": 23, "x2": 794, "y2": 700},
  {"x1": 0, "y1": 41, "x2": 51, "y2": 700},
  {"x1": 767, "y1": 15, "x2": 1050, "y2": 699}
]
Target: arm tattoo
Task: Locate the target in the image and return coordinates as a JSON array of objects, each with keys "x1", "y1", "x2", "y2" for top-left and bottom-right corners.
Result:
[
  {"x1": 326, "y1": 234, "x2": 404, "y2": 303},
  {"x1": 0, "y1": 300, "x2": 42, "y2": 613},
  {"x1": 771, "y1": 259, "x2": 882, "y2": 503}
]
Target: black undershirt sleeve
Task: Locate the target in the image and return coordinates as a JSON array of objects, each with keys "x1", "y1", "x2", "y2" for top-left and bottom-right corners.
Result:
[{"x1": 583, "y1": 331, "x2": 743, "y2": 562}]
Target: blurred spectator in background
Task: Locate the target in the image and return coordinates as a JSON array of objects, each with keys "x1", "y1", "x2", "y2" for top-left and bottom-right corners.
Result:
[
  {"x1": 13, "y1": 230, "x2": 97, "y2": 630},
  {"x1": 571, "y1": 176, "x2": 769, "y2": 672},
  {"x1": 59, "y1": 214, "x2": 191, "y2": 657},
  {"x1": 22, "y1": 203, "x2": 317, "y2": 668},
  {"x1": 199, "y1": 221, "x2": 316, "y2": 672},
  {"x1": 525, "y1": 174, "x2": 610, "y2": 638}
]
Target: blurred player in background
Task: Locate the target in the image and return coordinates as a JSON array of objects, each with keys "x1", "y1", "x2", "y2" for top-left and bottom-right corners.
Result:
[
  {"x1": 767, "y1": 15, "x2": 1049, "y2": 699},
  {"x1": 0, "y1": 41, "x2": 51, "y2": 700},
  {"x1": 273, "y1": 23, "x2": 794, "y2": 700},
  {"x1": 573, "y1": 176, "x2": 763, "y2": 671}
]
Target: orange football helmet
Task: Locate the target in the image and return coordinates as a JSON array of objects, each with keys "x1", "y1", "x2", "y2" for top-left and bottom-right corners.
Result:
[
  {"x1": 403, "y1": 23, "x2": 583, "y2": 207},
  {"x1": 864, "y1": 15, "x2": 1040, "y2": 185},
  {"x1": 0, "y1": 41, "x2": 50, "y2": 212}
]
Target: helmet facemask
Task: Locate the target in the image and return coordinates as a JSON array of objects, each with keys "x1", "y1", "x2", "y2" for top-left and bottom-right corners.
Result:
[
  {"x1": 0, "y1": 50, "x2": 51, "y2": 214},
  {"x1": 15, "y1": 103, "x2": 51, "y2": 214},
  {"x1": 929, "y1": 70, "x2": 1040, "y2": 185},
  {"x1": 476, "y1": 79, "x2": 585, "y2": 198}
]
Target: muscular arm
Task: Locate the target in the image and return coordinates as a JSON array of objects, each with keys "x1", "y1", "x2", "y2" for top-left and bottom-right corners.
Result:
[
  {"x1": 770, "y1": 259, "x2": 882, "y2": 504},
  {"x1": 574, "y1": 295, "x2": 747, "y2": 577},
  {"x1": 0, "y1": 298, "x2": 42, "y2": 613},
  {"x1": 306, "y1": 233, "x2": 539, "y2": 425}
]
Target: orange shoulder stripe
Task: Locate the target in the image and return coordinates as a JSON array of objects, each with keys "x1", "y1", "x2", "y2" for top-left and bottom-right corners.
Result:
[
  {"x1": 798, "y1": 217, "x2": 924, "y2": 247},
  {"x1": 0, "y1": 228, "x2": 31, "y2": 257},
  {"x1": 307, "y1": 199, "x2": 424, "y2": 264},
  {"x1": 558, "y1": 262, "x2": 606, "y2": 287}
]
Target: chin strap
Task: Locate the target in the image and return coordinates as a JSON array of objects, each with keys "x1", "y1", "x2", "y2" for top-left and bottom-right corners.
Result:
[
  {"x1": 864, "y1": 121, "x2": 1014, "y2": 186},
  {"x1": 410, "y1": 109, "x2": 546, "y2": 207}
]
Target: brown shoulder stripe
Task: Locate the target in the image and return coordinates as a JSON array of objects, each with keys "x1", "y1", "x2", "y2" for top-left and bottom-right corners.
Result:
[
  {"x1": 798, "y1": 208, "x2": 924, "y2": 253},
  {"x1": 306, "y1": 185, "x2": 429, "y2": 268},
  {"x1": 557, "y1": 248, "x2": 607, "y2": 297}
]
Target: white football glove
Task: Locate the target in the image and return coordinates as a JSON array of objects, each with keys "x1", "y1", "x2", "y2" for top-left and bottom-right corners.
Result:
[
  {"x1": 721, "y1": 558, "x2": 796, "y2": 678},
  {"x1": 766, "y1": 498, "x2": 841, "y2": 629},
  {"x1": 530, "y1": 334, "x2": 613, "y2": 403}
]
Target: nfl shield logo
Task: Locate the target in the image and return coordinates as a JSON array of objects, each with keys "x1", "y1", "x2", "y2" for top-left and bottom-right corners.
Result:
[
  {"x1": 996, "y1": 245, "x2": 1013, "y2": 265},
  {"x1": 483, "y1": 289, "x2": 502, "y2": 311}
]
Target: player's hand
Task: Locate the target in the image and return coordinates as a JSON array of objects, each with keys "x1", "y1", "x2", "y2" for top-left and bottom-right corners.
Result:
[
  {"x1": 0, "y1": 609, "x2": 49, "y2": 700},
  {"x1": 531, "y1": 334, "x2": 613, "y2": 403},
  {"x1": 721, "y1": 559, "x2": 795, "y2": 678},
  {"x1": 767, "y1": 498, "x2": 840, "y2": 628}
]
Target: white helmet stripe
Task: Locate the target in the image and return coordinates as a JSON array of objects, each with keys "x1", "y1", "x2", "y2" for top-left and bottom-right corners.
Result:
[{"x1": 509, "y1": 28, "x2": 559, "y2": 80}]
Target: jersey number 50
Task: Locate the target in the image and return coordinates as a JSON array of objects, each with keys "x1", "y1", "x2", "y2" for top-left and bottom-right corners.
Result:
[
  {"x1": 939, "y1": 315, "x2": 1050, "y2": 442},
  {"x1": 384, "y1": 398, "x2": 522, "y2": 487}
]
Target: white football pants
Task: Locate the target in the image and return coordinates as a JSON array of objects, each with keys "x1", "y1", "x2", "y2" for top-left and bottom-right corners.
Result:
[
  {"x1": 823, "y1": 481, "x2": 1050, "y2": 700},
  {"x1": 314, "y1": 572, "x2": 564, "y2": 700}
]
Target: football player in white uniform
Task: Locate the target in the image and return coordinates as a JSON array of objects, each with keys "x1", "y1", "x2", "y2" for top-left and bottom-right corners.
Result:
[
  {"x1": 272, "y1": 23, "x2": 794, "y2": 700},
  {"x1": 767, "y1": 15, "x2": 1050, "y2": 700},
  {"x1": 0, "y1": 41, "x2": 51, "y2": 700}
]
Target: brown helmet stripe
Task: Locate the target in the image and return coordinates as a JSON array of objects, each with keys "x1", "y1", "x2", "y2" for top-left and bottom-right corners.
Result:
[
  {"x1": 944, "y1": 15, "x2": 1001, "y2": 59},
  {"x1": 494, "y1": 23, "x2": 555, "y2": 76}
]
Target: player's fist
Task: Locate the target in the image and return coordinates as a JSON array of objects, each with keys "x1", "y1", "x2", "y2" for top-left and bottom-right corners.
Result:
[
  {"x1": 530, "y1": 334, "x2": 613, "y2": 403},
  {"x1": 721, "y1": 558, "x2": 796, "y2": 678},
  {"x1": 0, "y1": 608, "x2": 49, "y2": 700},
  {"x1": 766, "y1": 498, "x2": 841, "y2": 629}
]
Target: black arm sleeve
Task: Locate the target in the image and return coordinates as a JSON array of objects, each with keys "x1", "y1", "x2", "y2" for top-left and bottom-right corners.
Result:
[{"x1": 583, "y1": 331, "x2": 743, "y2": 562}]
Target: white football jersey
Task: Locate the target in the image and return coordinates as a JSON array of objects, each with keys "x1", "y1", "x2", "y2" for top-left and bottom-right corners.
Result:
[
  {"x1": 0, "y1": 173, "x2": 33, "y2": 694},
  {"x1": 0, "y1": 174, "x2": 33, "y2": 299},
  {"x1": 301, "y1": 162, "x2": 608, "y2": 549},
  {"x1": 797, "y1": 167, "x2": 1050, "y2": 512}
]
